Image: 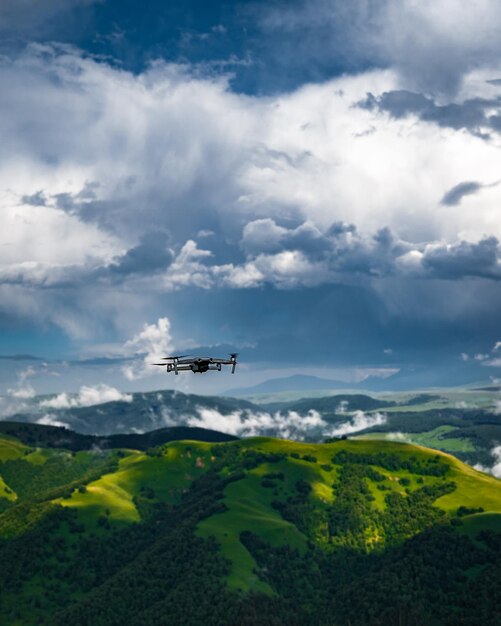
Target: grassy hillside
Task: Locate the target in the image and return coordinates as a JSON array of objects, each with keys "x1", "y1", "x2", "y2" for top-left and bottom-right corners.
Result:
[{"x1": 0, "y1": 425, "x2": 499, "y2": 625}]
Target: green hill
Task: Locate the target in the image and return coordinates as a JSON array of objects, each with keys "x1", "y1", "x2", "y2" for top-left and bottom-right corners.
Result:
[
  {"x1": 0, "y1": 421, "x2": 237, "y2": 451},
  {"x1": 0, "y1": 424, "x2": 499, "y2": 625}
]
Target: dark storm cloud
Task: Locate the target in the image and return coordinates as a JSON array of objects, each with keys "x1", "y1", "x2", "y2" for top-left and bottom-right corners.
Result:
[
  {"x1": 20, "y1": 190, "x2": 47, "y2": 206},
  {"x1": 53, "y1": 182, "x2": 99, "y2": 213},
  {"x1": 440, "y1": 182, "x2": 483, "y2": 206},
  {"x1": 361, "y1": 91, "x2": 501, "y2": 136},
  {"x1": 241, "y1": 219, "x2": 330, "y2": 258},
  {"x1": 3, "y1": 204, "x2": 500, "y2": 294},
  {"x1": 108, "y1": 231, "x2": 174, "y2": 276},
  {"x1": 422, "y1": 237, "x2": 501, "y2": 280},
  {"x1": 238, "y1": 219, "x2": 501, "y2": 286}
]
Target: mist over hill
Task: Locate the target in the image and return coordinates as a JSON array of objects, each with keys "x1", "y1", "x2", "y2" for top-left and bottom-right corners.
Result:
[{"x1": 4, "y1": 385, "x2": 501, "y2": 472}]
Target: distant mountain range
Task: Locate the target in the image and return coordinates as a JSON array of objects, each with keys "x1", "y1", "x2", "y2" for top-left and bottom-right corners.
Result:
[
  {"x1": 0, "y1": 421, "x2": 237, "y2": 451},
  {"x1": 226, "y1": 374, "x2": 354, "y2": 396},
  {"x1": 10, "y1": 389, "x2": 257, "y2": 436},
  {"x1": 227, "y1": 363, "x2": 491, "y2": 396}
]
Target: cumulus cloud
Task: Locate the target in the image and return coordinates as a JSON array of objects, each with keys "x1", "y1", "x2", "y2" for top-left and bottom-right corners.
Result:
[
  {"x1": 1, "y1": 43, "x2": 501, "y2": 355},
  {"x1": 40, "y1": 384, "x2": 132, "y2": 409},
  {"x1": 121, "y1": 317, "x2": 174, "y2": 380},
  {"x1": 156, "y1": 221, "x2": 501, "y2": 291},
  {"x1": 421, "y1": 237, "x2": 501, "y2": 280},
  {"x1": 186, "y1": 406, "x2": 386, "y2": 440}
]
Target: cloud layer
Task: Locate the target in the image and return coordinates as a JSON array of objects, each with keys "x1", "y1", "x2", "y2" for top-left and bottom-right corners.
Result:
[
  {"x1": 1, "y1": 46, "x2": 501, "y2": 332},
  {"x1": 187, "y1": 407, "x2": 387, "y2": 440},
  {"x1": 2, "y1": 16, "x2": 501, "y2": 381}
]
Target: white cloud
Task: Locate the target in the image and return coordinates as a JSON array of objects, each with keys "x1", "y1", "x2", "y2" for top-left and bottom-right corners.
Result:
[
  {"x1": 1, "y1": 44, "x2": 501, "y2": 333},
  {"x1": 474, "y1": 445, "x2": 501, "y2": 478},
  {"x1": 187, "y1": 407, "x2": 327, "y2": 440},
  {"x1": 8, "y1": 386, "x2": 36, "y2": 399},
  {"x1": 0, "y1": 200, "x2": 121, "y2": 276},
  {"x1": 460, "y1": 340, "x2": 501, "y2": 368},
  {"x1": 326, "y1": 410, "x2": 387, "y2": 437},
  {"x1": 36, "y1": 413, "x2": 69, "y2": 428},
  {"x1": 40, "y1": 384, "x2": 132, "y2": 409},
  {"x1": 186, "y1": 406, "x2": 386, "y2": 440},
  {"x1": 122, "y1": 317, "x2": 174, "y2": 380}
]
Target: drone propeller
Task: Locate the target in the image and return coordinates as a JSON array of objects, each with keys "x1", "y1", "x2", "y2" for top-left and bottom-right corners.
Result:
[
  {"x1": 161, "y1": 355, "x2": 189, "y2": 360},
  {"x1": 229, "y1": 353, "x2": 238, "y2": 374}
]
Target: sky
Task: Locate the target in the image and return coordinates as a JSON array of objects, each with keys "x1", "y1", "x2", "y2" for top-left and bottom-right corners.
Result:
[{"x1": 1, "y1": 0, "x2": 501, "y2": 397}]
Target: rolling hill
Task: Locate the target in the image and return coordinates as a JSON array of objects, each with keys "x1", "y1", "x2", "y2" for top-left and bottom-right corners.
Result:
[{"x1": 0, "y1": 422, "x2": 499, "y2": 625}]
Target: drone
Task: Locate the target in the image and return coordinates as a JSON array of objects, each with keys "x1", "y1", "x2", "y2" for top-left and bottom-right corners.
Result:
[{"x1": 153, "y1": 353, "x2": 238, "y2": 374}]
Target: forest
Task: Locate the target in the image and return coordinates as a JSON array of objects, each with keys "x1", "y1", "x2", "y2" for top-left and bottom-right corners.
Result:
[{"x1": 0, "y1": 423, "x2": 499, "y2": 625}]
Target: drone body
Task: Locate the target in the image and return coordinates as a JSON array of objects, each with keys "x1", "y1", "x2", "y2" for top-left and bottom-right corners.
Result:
[{"x1": 153, "y1": 354, "x2": 238, "y2": 374}]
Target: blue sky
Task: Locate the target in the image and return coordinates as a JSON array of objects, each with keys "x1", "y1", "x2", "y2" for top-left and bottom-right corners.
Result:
[{"x1": 1, "y1": 0, "x2": 501, "y2": 396}]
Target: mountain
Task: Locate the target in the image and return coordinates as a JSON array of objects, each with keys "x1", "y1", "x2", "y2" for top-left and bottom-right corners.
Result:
[
  {"x1": 358, "y1": 363, "x2": 490, "y2": 391},
  {"x1": 286, "y1": 393, "x2": 397, "y2": 413},
  {"x1": 10, "y1": 389, "x2": 259, "y2": 436},
  {"x1": 0, "y1": 423, "x2": 500, "y2": 625},
  {"x1": 226, "y1": 362, "x2": 493, "y2": 397},
  {"x1": 226, "y1": 374, "x2": 352, "y2": 396},
  {"x1": 0, "y1": 421, "x2": 237, "y2": 451}
]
